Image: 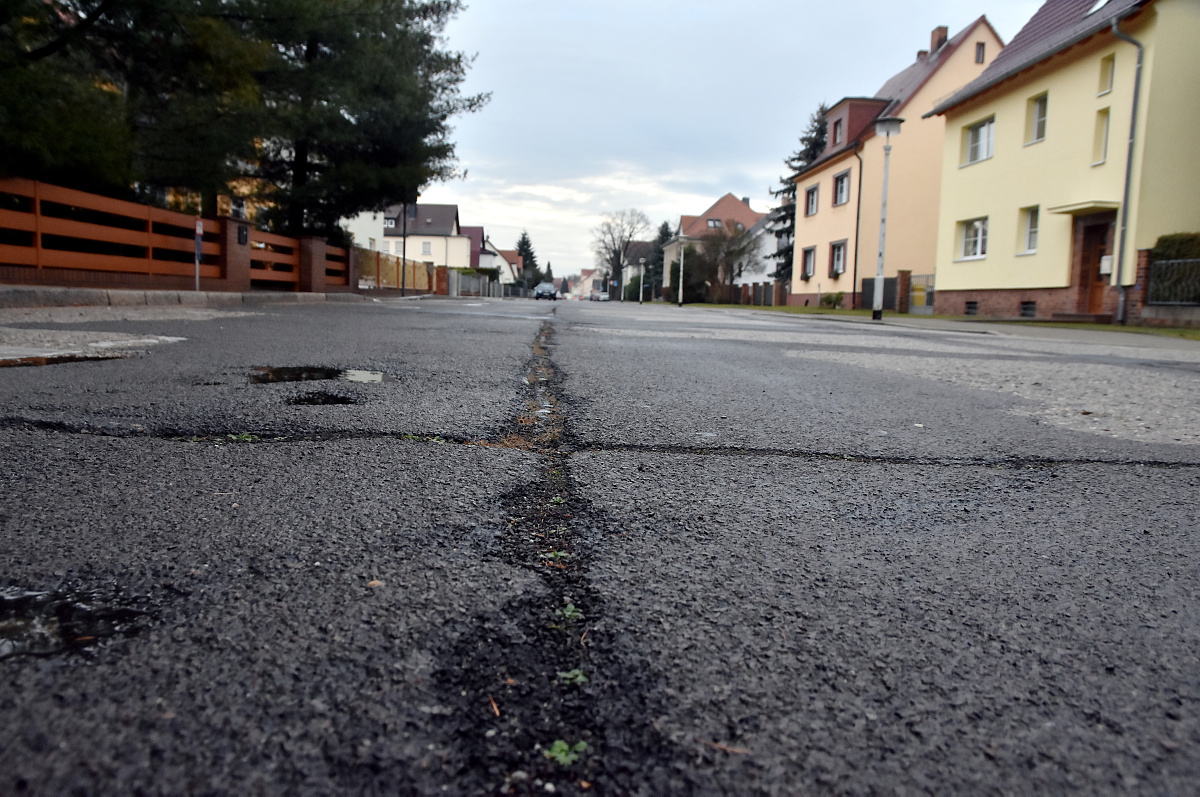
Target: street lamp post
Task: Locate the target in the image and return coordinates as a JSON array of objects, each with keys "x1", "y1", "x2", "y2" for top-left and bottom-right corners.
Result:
[
  {"x1": 677, "y1": 238, "x2": 686, "y2": 307},
  {"x1": 872, "y1": 116, "x2": 903, "y2": 321},
  {"x1": 638, "y1": 257, "x2": 646, "y2": 305}
]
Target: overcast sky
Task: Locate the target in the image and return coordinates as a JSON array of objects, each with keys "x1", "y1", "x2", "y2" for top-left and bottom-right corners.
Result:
[{"x1": 403, "y1": 0, "x2": 1043, "y2": 277}]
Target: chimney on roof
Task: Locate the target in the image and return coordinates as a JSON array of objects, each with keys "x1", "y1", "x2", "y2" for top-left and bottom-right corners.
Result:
[
  {"x1": 917, "y1": 49, "x2": 929, "y2": 61},
  {"x1": 931, "y1": 26, "x2": 948, "y2": 52},
  {"x1": 741, "y1": 196, "x2": 751, "y2": 206}
]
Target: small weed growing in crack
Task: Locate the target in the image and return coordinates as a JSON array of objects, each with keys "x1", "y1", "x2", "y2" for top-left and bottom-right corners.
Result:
[
  {"x1": 540, "y1": 550, "x2": 570, "y2": 561},
  {"x1": 543, "y1": 740, "x2": 587, "y2": 766},
  {"x1": 401, "y1": 434, "x2": 447, "y2": 444},
  {"x1": 555, "y1": 603, "x2": 584, "y2": 622},
  {"x1": 549, "y1": 496, "x2": 566, "y2": 505},
  {"x1": 557, "y1": 669, "x2": 588, "y2": 686},
  {"x1": 226, "y1": 432, "x2": 259, "y2": 442}
]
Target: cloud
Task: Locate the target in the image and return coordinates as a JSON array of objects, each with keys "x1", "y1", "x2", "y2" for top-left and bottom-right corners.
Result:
[{"x1": 386, "y1": 0, "x2": 1048, "y2": 276}]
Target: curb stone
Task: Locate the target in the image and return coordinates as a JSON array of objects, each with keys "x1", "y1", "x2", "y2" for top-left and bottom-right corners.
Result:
[{"x1": 0, "y1": 285, "x2": 367, "y2": 309}]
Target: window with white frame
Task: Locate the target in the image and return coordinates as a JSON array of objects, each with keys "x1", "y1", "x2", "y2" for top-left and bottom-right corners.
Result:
[
  {"x1": 829, "y1": 241, "x2": 846, "y2": 276},
  {"x1": 832, "y1": 119, "x2": 844, "y2": 146},
  {"x1": 1098, "y1": 54, "x2": 1115, "y2": 95},
  {"x1": 805, "y1": 186, "x2": 819, "y2": 216},
  {"x1": 707, "y1": 218, "x2": 722, "y2": 228},
  {"x1": 960, "y1": 217, "x2": 988, "y2": 259},
  {"x1": 384, "y1": 218, "x2": 396, "y2": 228},
  {"x1": 421, "y1": 241, "x2": 432, "y2": 255},
  {"x1": 1026, "y1": 94, "x2": 1047, "y2": 143},
  {"x1": 833, "y1": 171, "x2": 850, "y2": 206},
  {"x1": 964, "y1": 117, "x2": 995, "y2": 164},
  {"x1": 1021, "y1": 206, "x2": 1039, "y2": 253},
  {"x1": 975, "y1": 42, "x2": 986, "y2": 63},
  {"x1": 801, "y1": 247, "x2": 816, "y2": 280},
  {"x1": 1093, "y1": 108, "x2": 1110, "y2": 164}
]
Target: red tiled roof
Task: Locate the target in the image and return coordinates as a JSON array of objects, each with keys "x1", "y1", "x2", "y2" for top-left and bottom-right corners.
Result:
[{"x1": 679, "y1": 194, "x2": 765, "y2": 239}]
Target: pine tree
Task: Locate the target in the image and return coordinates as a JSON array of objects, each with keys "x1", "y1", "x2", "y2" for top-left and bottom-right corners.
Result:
[
  {"x1": 251, "y1": 0, "x2": 488, "y2": 242},
  {"x1": 0, "y1": 0, "x2": 487, "y2": 243},
  {"x1": 515, "y1": 230, "x2": 540, "y2": 287},
  {"x1": 644, "y1": 220, "x2": 672, "y2": 296},
  {"x1": 768, "y1": 103, "x2": 829, "y2": 282}
]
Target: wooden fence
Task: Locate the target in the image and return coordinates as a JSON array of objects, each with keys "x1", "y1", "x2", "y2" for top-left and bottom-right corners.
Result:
[
  {"x1": 357, "y1": 248, "x2": 431, "y2": 292},
  {"x1": 0, "y1": 178, "x2": 351, "y2": 292}
]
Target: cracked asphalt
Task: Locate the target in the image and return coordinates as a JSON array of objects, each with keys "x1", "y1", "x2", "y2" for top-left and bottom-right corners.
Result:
[{"x1": 1, "y1": 298, "x2": 1198, "y2": 794}]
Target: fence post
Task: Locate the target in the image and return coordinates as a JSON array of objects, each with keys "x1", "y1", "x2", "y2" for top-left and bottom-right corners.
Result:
[
  {"x1": 897, "y1": 270, "x2": 912, "y2": 314},
  {"x1": 298, "y1": 237, "x2": 326, "y2": 293},
  {"x1": 219, "y1": 217, "x2": 252, "y2": 292}
]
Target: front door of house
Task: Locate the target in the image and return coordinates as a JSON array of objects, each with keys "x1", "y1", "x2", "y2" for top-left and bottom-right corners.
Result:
[{"x1": 1080, "y1": 221, "x2": 1112, "y2": 314}]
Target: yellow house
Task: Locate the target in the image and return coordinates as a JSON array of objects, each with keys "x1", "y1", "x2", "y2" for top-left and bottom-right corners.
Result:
[
  {"x1": 790, "y1": 19, "x2": 1003, "y2": 308},
  {"x1": 928, "y1": 0, "x2": 1200, "y2": 322}
]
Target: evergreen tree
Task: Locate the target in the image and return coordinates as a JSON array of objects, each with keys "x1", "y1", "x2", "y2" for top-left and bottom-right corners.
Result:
[
  {"x1": 515, "y1": 230, "x2": 541, "y2": 287},
  {"x1": 0, "y1": 0, "x2": 486, "y2": 243},
  {"x1": 544, "y1": 262, "x2": 554, "y2": 283},
  {"x1": 251, "y1": 0, "x2": 488, "y2": 242},
  {"x1": 767, "y1": 103, "x2": 829, "y2": 282},
  {"x1": 646, "y1": 220, "x2": 672, "y2": 297}
]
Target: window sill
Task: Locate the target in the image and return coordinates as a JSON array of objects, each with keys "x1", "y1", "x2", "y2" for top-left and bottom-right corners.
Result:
[
  {"x1": 960, "y1": 155, "x2": 993, "y2": 168},
  {"x1": 1023, "y1": 137, "x2": 1045, "y2": 147},
  {"x1": 832, "y1": 201, "x2": 849, "y2": 207},
  {"x1": 1016, "y1": 250, "x2": 1037, "y2": 257},
  {"x1": 1091, "y1": 159, "x2": 1107, "y2": 167},
  {"x1": 954, "y1": 255, "x2": 988, "y2": 263},
  {"x1": 1097, "y1": 88, "x2": 1112, "y2": 98}
]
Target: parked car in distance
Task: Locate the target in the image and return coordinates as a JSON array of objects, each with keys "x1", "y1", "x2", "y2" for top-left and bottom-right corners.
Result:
[
  {"x1": 596, "y1": 292, "x2": 610, "y2": 302},
  {"x1": 534, "y1": 282, "x2": 557, "y2": 300}
]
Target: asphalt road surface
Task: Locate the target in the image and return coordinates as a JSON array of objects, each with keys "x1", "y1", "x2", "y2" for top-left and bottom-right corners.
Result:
[{"x1": 1, "y1": 298, "x2": 1198, "y2": 795}]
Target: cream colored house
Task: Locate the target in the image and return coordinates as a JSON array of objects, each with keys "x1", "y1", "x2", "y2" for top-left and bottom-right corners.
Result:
[
  {"x1": 928, "y1": 0, "x2": 1200, "y2": 321},
  {"x1": 789, "y1": 20, "x2": 1003, "y2": 308},
  {"x1": 382, "y1": 203, "x2": 471, "y2": 270}
]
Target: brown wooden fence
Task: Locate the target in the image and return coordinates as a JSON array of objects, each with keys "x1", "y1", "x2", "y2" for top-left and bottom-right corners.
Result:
[{"x1": 0, "y1": 177, "x2": 352, "y2": 292}]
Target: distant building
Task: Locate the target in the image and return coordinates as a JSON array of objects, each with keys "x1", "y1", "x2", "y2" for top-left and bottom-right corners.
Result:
[
  {"x1": 382, "y1": 203, "x2": 471, "y2": 270},
  {"x1": 662, "y1": 194, "x2": 768, "y2": 297}
]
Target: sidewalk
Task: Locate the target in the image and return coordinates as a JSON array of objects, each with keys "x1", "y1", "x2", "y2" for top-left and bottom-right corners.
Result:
[
  {"x1": 0, "y1": 285, "x2": 367, "y2": 309},
  {"x1": 703, "y1": 305, "x2": 1200, "y2": 351}
]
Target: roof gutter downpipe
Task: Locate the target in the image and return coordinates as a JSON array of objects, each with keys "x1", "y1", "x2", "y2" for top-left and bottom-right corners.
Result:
[
  {"x1": 852, "y1": 143, "x2": 864, "y2": 309},
  {"x1": 1111, "y1": 12, "x2": 1144, "y2": 325}
]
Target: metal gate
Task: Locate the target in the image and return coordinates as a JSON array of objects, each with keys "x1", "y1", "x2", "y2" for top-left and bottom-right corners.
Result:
[{"x1": 909, "y1": 274, "x2": 935, "y2": 315}]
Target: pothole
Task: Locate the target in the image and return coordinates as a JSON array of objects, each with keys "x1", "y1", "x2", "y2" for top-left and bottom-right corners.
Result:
[
  {"x1": 0, "y1": 590, "x2": 152, "y2": 659},
  {"x1": 250, "y1": 366, "x2": 395, "y2": 384},
  {"x1": 286, "y1": 391, "x2": 358, "y2": 406}
]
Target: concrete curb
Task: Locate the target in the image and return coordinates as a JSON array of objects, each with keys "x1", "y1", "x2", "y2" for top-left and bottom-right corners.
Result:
[{"x1": 0, "y1": 285, "x2": 367, "y2": 309}]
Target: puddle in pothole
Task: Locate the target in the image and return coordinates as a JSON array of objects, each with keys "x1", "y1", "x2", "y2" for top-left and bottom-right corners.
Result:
[
  {"x1": 250, "y1": 366, "x2": 395, "y2": 384},
  {"x1": 287, "y1": 391, "x2": 358, "y2": 406},
  {"x1": 0, "y1": 591, "x2": 151, "y2": 659}
]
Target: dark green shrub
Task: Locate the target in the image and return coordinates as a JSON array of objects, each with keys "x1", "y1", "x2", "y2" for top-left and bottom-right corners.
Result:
[
  {"x1": 819, "y1": 291, "x2": 845, "y2": 309},
  {"x1": 1150, "y1": 233, "x2": 1200, "y2": 261}
]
